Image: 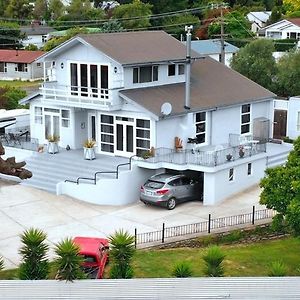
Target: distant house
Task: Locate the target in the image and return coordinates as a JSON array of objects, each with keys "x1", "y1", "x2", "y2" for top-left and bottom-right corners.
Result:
[
  {"x1": 247, "y1": 11, "x2": 271, "y2": 33},
  {"x1": 21, "y1": 25, "x2": 54, "y2": 48},
  {"x1": 189, "y1": 39, "x2": 239, "y2": 67},
  {"x1": 0, "y1": 50, "x2": 44, "y2": 81},
  {"x1": 262, "y1": 18, "x2": 300, "y2": 39}
]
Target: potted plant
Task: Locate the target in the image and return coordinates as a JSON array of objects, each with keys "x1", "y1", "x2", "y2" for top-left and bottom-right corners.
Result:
[
  {"x1": 47, "y1": 135, "x2": 59, "y2": 154},
  {"x1": 83, "y1": 139, "x2": 96, "y2": 160},
  {"x1": 226, "y1": 154, "x2": 232, "y2": 161}
]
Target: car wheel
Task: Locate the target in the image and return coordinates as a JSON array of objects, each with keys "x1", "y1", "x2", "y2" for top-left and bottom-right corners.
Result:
[{"x1": 167, "y1": 198, "x2": 176, "y2": 210}]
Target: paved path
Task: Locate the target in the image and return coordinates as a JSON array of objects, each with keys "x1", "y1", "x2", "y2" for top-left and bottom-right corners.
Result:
[{"x1": 0, "y1": 179, "x2": 265, "y2": 269}]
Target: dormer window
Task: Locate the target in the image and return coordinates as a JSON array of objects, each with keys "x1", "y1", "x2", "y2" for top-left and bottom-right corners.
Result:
[
  {"x1": 168, "y1": 64, "x2": 176, "y2": 76},
  {"x1": 133, "y1": 65, "x2": 158, "y2": 84}
]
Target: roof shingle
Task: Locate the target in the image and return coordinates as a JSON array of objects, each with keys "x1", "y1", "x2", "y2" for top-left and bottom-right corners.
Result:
[{"x1": 0, "y1": 50, "x2": 45, "y2": 63}]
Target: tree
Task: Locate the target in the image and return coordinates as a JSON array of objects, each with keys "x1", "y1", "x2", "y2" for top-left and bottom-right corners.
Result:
[
  {"x1": 0, "y1": 86, "x2": 26, "y2": 110},
  {"x1": 202, "y1": 245, "x2": 225, "y2": 277},
  {"x1": 276, "y1": 51, "x2": 300, "y2": 97},
  {"x1": 145, "y1": 0, "x2": 188, "y2": 14},
  {"x1": 208, "y1": 11, "x2": 253, "y2": 40},
  {"x1": 24, "y1": 44, "x2": 38, "y2": 51},
  {"x1": 32, "y1": 0, "x2": 48, "y2": 20},
  {"x1": 109, "y1": 230, "x2": 135, "y2": 279},
  {"x1": 48, "y1": 0, "x2": 65, "y2": 20},
  {"x1": 284, "y1": 0, "x2": 300, "y2": 14},
  {"x1": 101, "y1": 20, "x2": 124, "y2": 32},
  {"x1": 231, "y1": 39, "x2": 276, "y2": 92},
  {"x1": 161, "y1": 14, "x2": 200, "y2": 39},
  {"x1": 0, "y1": 22, "x2": 23, "y2": 49},
  {"x1": 5, "y1": 0, "x2": 33, "y2": 19},
  {"x1": 54, "y1": 238, "x2": 86, "y2": 281},
  {"x1": 260, "y1": 137, "x2": 300, "y2": 235},
  {"x1": 18, "y1": 228, "x2": 49, "y2": 280},
  {"x1": 112, "y1": 0, "x2": 153, "y2": 30}
]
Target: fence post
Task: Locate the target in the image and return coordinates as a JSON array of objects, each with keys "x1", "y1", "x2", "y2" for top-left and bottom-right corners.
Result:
[
  {"x1": 208, "y1": 214, "x2": 211, "y2": 233},
  {"x1": 162, "y1": 223, "x2": 165, "y2": 243},
  {"x1": 252, "y1": 205, "x2": 255, "y2": 225},
  {"x1": 134, "y1": 228, "x2": 137, "y2": 249}
]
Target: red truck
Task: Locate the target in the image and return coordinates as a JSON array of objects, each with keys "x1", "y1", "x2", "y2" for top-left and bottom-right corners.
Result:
[{"x1": 73, "y1": 236, "x2": 109, "y2": 279}]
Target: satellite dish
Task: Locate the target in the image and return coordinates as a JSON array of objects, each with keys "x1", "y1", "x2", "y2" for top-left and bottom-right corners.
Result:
[{"x1": 161, "y1": 102, "x2": 172, "y2": 116}]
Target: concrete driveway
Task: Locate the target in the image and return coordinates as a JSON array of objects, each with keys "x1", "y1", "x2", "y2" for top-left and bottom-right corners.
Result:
[{"x1": 0, "y1": 179, "x2": 264, "y2": 269}]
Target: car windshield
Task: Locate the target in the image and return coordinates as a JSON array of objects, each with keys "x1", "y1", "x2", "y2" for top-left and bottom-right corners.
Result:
[
  {"x1": 83, "y1": 255, "x2": 97, "y2": 263},
  {"x1": 144, "y1": 180, "x2": 164, "y2": 189}
]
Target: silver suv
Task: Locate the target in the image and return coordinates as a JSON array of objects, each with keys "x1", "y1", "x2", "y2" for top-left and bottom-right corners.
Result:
[{"x1": 140, "y1": 173, "x2": 203, "y2": 210}]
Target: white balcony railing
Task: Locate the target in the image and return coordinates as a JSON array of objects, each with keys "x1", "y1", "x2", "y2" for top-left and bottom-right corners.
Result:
[{"x1": 40, "y1": 82, "x2": 111, "y2": 107}]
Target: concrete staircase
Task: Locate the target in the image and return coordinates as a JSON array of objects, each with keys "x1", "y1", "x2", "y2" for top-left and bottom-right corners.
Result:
[{"x1": 21, "y1": 149, "x2": 128, "y2": 193}]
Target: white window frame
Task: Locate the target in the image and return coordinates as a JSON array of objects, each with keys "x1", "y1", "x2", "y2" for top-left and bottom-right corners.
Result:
[
  {"x1": 241, "y1": 104, "x2": 251, "y2": 135},
  {"x1": 195, "y1": 112, "x2": 206, "y2": 144},
  {"x1": 178, "y1": 64, "x2": 185, "y2": 75},
  {"x1": 168, "y1": 64, "x2": 176, "y2": 76},
  {"x1": 15, "y1": 63, "x2": 28, "y2": 72},
  {"x1": 61, "y1": 109, "x2": 70, "y2": 128},
  {"x1": 136, "y1": 118, "x2": 151, "y2": 157},
  {"x1": 34, "y1": 106, "x2": 43, "y2": 124},
  {"x1": 133, "y1": 65, "x2": 158, "y2": 84},
  {"x1": 297, "y1": 112, "x2": 300, "y2": 131}
]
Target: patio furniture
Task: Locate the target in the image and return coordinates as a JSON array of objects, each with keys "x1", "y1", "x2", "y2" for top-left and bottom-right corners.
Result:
[
  {"x1": 8, "y1": 133, "x2": 21, "y2": 145},
  {"x1": 18, "y1": 130, "x2": 30, "y2": 142}
]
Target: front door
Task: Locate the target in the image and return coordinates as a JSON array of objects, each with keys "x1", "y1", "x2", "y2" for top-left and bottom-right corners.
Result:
[
  {"x1": 44, "y1": 112, "x2": 60, "y2": 140},
  {"x1": 273, "y1": 109, "x2": 287, "y2": 139},
  {"x1": 115, "y1": 118, "x2": 134, "y2": 157}
]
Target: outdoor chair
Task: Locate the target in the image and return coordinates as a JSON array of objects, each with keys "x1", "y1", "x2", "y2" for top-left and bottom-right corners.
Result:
[{"x1": 8, "y1": 133, "x2": 21, "y2": 145}]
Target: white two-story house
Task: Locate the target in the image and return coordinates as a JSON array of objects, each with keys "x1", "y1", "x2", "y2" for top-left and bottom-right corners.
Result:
[
  {"x1": 20, "y1": 31, "x2": 291, "y2": 206},
  {"x1": 263, "y1": 18, "x2": 300, "y2": 39}
]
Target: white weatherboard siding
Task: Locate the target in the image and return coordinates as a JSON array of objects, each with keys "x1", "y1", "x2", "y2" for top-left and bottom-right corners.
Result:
[
  {"x1": 57, "y1": 165, "x2": 154, "y2": 205},
  {"x1": 204, "y1": 156, "x2": 266, "y2": 205},
  {"x1": 287, "y1": 96, "x2": 300, "y2": 139}
]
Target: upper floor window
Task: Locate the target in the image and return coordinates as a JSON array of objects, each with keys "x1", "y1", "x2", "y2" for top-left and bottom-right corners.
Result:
[
  {"x1": 178, "y1": 64, "x2": 185, "y2": 75},
  {"x1": 0, "y1": 62, "x2": 7, "y2": 73},
  {"x1": 168, "y1": 64, "x2": 176, "y2": 76},
  {"x1": 15, "y1": 63, "x2": 28, "y2": 72},
  {"x1": 241, "y1": 104, "x2": 251, "y2": 134},
  {"x1": 133, "y1": 65, "x2": 158, "y2": 84},
  {"x1": 297, "y1": 112, "x2": 300, "y2": 131},
  {"x1": 195, "y1": 112, "x2": 206, "y2": 144}
]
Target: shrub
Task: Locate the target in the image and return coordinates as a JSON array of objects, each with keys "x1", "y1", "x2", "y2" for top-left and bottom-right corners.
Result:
[
  {"x1": 54, "y1": 238, "x2": 86, "y2": 281},
  {"x1": 109, "y1": 230, "x2": 135, "y2": 279},
  {"x1": 271, "y1": 214, "x2": 286, "y2": 233},
  {"x1": 172, "y1": 261, "x2": 193, "y2": 278},
  {"x1": 220, "y1": 230, "x2": 244, "y2": 243},
  {"x1": 203, "y1": 245, "x2": 226, "y2": 277},
  {"x1": 18, "y1": 228, "x2": 49, "y2": 280},
  {"x1": 268, "y1": 261, "x2": 287, "y2": 276}
]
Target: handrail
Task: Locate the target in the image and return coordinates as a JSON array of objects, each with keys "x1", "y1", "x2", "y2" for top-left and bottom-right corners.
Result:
[{"x1": 64, "y1": 155, "x2": 136, "y2": 185}]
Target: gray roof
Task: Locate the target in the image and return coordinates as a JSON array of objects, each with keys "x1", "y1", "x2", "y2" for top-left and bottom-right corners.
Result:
[
  {"x1": 120, "y1": 57, "x2": 275, "y2": 118},
  {"x1": 78, "y1": 31, "x2": 202, "y2": 65},
  {"x1": 0, "y1": 277, "x2": 300, "y2": 299},
  {"x1": 189, "y1": 39, "x2": 239, "y2": 55}
]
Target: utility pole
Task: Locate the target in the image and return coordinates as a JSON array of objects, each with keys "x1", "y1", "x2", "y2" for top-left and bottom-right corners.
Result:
[
  {"x1": 184, "y1": 25, "x2": 193, "y2": 110},
  {"x1": 220, "y1": 5, "x2": 225, "y2": 65}
]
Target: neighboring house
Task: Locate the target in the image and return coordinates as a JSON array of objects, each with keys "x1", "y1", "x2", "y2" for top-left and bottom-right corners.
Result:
[
  {"x1": 262, "y1": 18, "x2": 300, "y2": 39},
  {"x1": 247, "y1": 11, "x2": 271, "y2": 33},
  {"x1": 0, "y1": 109, "x2": 29, "y2": 134},
  {"x1": 189, "y1": 39, "x2": 239, "y2": 67},
  {"x1": 21, "y1": 25, "x2": 54, "y2": 48},
  {"x1": 19, "y1": 31, "x2": 291, "y2": 206},
  {"x1": 0, "y1": 50, "x2": 44, "y2": 81}
]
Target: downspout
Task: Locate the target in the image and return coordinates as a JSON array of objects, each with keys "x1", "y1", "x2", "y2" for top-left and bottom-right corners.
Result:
[{"x1": 184, "y1": 25, "x2": 193, "y2": 110}]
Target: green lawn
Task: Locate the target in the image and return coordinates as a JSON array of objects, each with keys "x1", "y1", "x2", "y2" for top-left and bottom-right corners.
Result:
[
  {"x1": 0, "y1": 80, "x2": 41, "y2": 88},
  {"x1": 132, "y1": 237, "x2": 300, "y2": 278}
]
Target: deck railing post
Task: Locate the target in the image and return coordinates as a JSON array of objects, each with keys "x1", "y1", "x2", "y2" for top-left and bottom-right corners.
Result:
[
  {"x1": 252, "y1": 205, "x2": 255, "y2": 225},
  {"x1": 162, "y1": 223, "x2": 165, "y2": 243},
  {"x1": 208, "y1": 214, "x2": 211, "y2": 233}
]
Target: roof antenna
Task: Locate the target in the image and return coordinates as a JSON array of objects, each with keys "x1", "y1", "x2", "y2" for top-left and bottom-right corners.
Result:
[{"x1": 184, "y1": 25, "x2": 193, "y2": 110}]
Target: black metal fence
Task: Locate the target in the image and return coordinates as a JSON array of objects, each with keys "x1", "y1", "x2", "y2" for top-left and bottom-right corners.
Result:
[{"x1": 135, "y1": 206, "x2": 275, "y2": 247}]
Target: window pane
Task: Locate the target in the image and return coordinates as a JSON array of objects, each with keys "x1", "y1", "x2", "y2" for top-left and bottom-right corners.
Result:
[
  {"x1": 70, "y1": 63, "x2": 78, "y2": 94},
  {"x1": 80, "y1": 64, "x2": 88, "y2": 87},
  {"x1": 133, "y1": 68, "x2": 138, "y2": 83},
  {"x1": 101, "y1": 115, "x2": 113, "y2": 124},
  {"x1": 62, "y1": 119, "x2": 70, "y2": 127},
  {"x1": 168, "y1": 64, "x2": 175, "y2": 76},
  {"x1": 229, "y1": 168, "x2": 234, "y2": 181},
  {"x1": 35, "y1": 107, "x2": 42, "y2": 115},
  {"x1": 35, "y1": 116, "x2": 42, "y2": 124},
  {"x1": 242, "y1": 114, "x2": 250, "y2": 124},
  {"x1": 247, "y1": 163, "x2": 252, "y2": 175},
  {"x1": 0, "y1": 62, "x2": 4, "y2": 72},
  {"x1": 196, "y1": 112, "x2": 206, "y2": 122},
  {"x1": 101, "y1": 65, "x2": 108, "y2": 89},
  {"x1": 178, "y1": 64, "x2": 185, "y2": 75},
  {"x1": 90, "y1": 65, "x2": 98, "y2": 89},
  {"x1": 101, "y1": 134, "x2": 113, "y2": 143},
  {"x1": 136, "y1": 129, "x2": 150, "y2": 139},
  {"x1": 153, "y1": 65, "x2": 158, "y2": 81},
  {"x1": 196, "y1": 133, "x2": 205, "y2": 144},
  {"x1": 101, "y1": 143, "x2": 113, "y2": 153},
  {"x1": 136, "y1": 119, "x2": 150, "y2": 128},
  {"x1": 196, "y1": 123, "x2": 205, "y2": 133},
  {"x1": 241, "y1": 124, "x2": 250, "y2": 134},
  {"x1": 137, "y1": 139, "x2": 150, "y2": 148},
  {"x1": 101, "y1": 124, "x2": 113, "y2": 134},
  {"x1": 140, "y1": 66, "x2": 152, "y2": 83},
  {"x1": 61, "y1": 110, "x2": 70, "y2": 118},
  {"x1": 242, "y1": 104, "x2": 250, "y2": 113}
]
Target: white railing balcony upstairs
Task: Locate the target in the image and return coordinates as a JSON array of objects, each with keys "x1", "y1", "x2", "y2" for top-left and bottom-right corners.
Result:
[{"x1": 40, "y1": 81, "x2": 111, "y2": 107}]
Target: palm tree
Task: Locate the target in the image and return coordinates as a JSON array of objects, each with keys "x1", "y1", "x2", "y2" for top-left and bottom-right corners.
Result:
[
  {"x1": 202, "y1": 245, "x2": 226, "y2": 277},
  {"x1": 54, "y1": 238, "x2": 86, "y2": 281},
  {"x1": 18, "y1": 228, "x2": 49, "y2": 280},
  {"x1": 109, "y1": 229, "x2": 135, "y2": 279}
]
